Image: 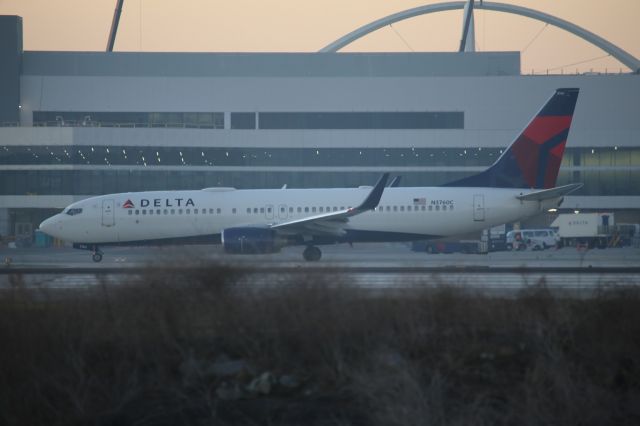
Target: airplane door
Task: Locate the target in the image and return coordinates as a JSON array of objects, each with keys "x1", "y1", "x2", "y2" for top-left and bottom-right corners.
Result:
[
  {"x1": 473, "y1": 194, "x2": 485, "y2": 221},
  {"x1": 102, "y1": 199, "x2": 115, "y2": 227},
  {"x1": 265, "y1": 204, "x2": 274, "y2": 220},
  {"x1": 278, "y1": 204, "x2": 288, "y2": 220}
]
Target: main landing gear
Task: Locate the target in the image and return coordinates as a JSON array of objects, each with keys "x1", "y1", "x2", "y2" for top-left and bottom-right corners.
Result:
[
  {"x1": 92, "y1": 248, "x2": 104, "y2": 263},
  {"x1": 303, "y1": 245, "x2": 322, "y2": 262}
]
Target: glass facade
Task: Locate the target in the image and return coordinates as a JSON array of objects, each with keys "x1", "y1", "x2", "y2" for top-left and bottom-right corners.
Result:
[
  {"x1": 1, "y1": 146, "x2": 638, "y2": 169},
  {"x1": 31, "y1": 111, "x2": 463, "y2": 130},
  {"x1": 0, "y1": 169, "x2": 637, "y2": 196},
  {"x1": 33, "y1": 111, "x2": 225, "y2": 129},
  {"x1": 231, "y1": 113, "x2": 257, "y2": 129},
  {"x1": 258, "y1": 112, "x2": 463, "y2": 129},
  {"x1": 1, "y1": 146, "x2": 506, "y2": 167},
  {"x1": 0, "y1": 144, "x2": 639, "y2": 195}
]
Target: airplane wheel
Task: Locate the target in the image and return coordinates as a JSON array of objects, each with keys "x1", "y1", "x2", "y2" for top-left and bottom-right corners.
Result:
[
  {"x1": 303, "y1": 246, "x2": 322, "y2": 262},
  {"x1": 92, "y1": 253, "x2": 103, "y2": 263}
]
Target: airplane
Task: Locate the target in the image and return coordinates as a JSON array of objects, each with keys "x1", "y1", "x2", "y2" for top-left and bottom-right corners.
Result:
[{"x1": 40, "y1": 88, "x2": 581, "y2": 262}]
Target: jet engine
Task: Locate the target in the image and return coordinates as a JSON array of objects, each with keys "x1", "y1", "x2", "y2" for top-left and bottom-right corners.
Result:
[{"x1": 221, "y1": 227, "x2": 281, "y2": 254}]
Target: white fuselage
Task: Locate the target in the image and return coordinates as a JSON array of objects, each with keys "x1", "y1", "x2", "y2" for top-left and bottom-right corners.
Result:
[{"x1": 40, "y1": 186, "x2": 558, "y2": 245}]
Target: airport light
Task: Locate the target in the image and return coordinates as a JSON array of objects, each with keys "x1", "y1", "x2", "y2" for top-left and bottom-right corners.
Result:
[
  {"x1": 574, "y1": 209, "x2": 580, "y2": 214},
  {"x1": 548, "y1": 208, "x2": 557, "y2": 212}
]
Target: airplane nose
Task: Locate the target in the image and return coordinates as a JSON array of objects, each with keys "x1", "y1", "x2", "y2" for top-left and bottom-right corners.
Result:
[{"x1": 39, "y1": 216, "x2": 61, "y2": 238}]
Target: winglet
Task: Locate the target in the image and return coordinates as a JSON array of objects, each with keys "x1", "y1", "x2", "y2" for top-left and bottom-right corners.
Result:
[
  {"x1": 354, "y1": 173, "x2": 389, "y2": 211},
  {"x1": 389, "y1": 176, "x2": 402, "y2": 187}
]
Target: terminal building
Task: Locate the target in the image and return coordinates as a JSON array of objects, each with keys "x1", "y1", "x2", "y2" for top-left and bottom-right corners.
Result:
[{"x1": 0, "y1": 5, "x2": 639, "y2": 241}]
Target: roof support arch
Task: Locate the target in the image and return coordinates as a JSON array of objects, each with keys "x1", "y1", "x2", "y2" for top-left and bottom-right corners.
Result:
[{"x1": 319, "y1": 1, "x2": 640, "y2": 73}]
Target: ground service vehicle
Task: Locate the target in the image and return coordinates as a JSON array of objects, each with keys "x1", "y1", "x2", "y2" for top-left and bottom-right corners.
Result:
[
  {"x1": 506, "y1": 229, "x2": 560, "y2": 251},
  {"x1": 551, "y1": 212, "x2": 614, "y2": 248}
]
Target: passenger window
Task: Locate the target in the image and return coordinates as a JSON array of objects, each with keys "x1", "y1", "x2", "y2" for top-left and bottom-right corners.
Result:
[
  {"x1": 142, "y1": 210, "x2": 147, "y2": 215},
  {"x1": 208, "y1": 208, "x2": 213, "y2": 214},
  {"x1": 305, "y1": 207, "x2": 309, "y2": 213},
  {"x1": 179, "y1": 209, "x2": 183, "y2": 214},
  {"x1": 312, "y1": 207, "x2": 317, "y2": 213},
  {"x1": 247, "y1": 208, "x2": 251, "y2": 214},
  {"x1": 128, "y1": 210, "x2": 133, "y2": 215},
  {"x1": 186, "y1": 209, "x2": 190, "y2": 214},
  {"x1": 157, "y1": 209, "x2": 161, "y2": 215},
  {"x1": 297, "y1": 207, "x2": 302, "y2": 213},
  {"x1": 267, "y1": 207, "x2": 272, "y2": 213},
  {"x1": 393, "y1": 206, "x2": 398, "y2": 212},
  {"x1": 289, "y1": 207, "x2": 293, "y2": 213},
  {"x1": 450, "y1": 205, "x2": 454, "y2": 211},
  {"x1": 217, "y1": 208, "x2": 221, "y2": 214},
  {"x1": 261, "y1": 207, "x2": 265, "y2": 214},
  {"x1": 421, "y1": 206, "x2": 426, "y2": 211},
  {"x1": 436, "y1": 205, "x2": 440, "y2": 211},
  {"x1": 340, "y1": 206, "x2": 345, "y2": 210},
  {"x1": 135, "y1": 210, "x2": 140, "y2": 215},
  {"x1": 333, "y1": 207, "x2": 338, "y2": 212},
  {"x1": 326, "y1": 207, "x2": 331, "y2": 212},
  {"x1": 407, "y1": 206, "x2": 412, "y2": 212},
  {"x1": 171, "y1": 209, "x2": 175, "y2": 215},
  {"x1": 400, "y1": 206, "x2": 405, "y2": 212},
  {"x1": 319, "y1": 207, "x2": 324, "y2": 213},
  {"x1": 428, "y1": 205, "x2": 433, "y2": 211},
  {"x1": 149, "y1": 210, "x2": 154, "y2": 215},
  {"x1": 232, "y1": 208, "x2": 236, "y2": 214},
  {"x1": 194, "y1": 209, "x2": 199, "y2": 214}
]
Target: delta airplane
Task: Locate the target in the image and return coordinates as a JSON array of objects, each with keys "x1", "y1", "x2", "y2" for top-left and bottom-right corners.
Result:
[{"x1": 40, "y1": 88, "x2": 581, "y2": 262}]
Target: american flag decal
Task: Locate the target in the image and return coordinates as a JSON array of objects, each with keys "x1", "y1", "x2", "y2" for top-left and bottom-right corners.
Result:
[
  {"x1": 122, "y1": 199, "x2": 134, "y2": 208},
  {"x1": 413, "y1": 197, "x2": 426, "y2": 205}
]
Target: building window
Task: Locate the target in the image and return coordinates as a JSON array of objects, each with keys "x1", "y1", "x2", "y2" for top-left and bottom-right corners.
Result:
[
  {"x1": 231, "y1": 112, "x2": 256, "y2": 129},
  {"x1": 33, "y1": 111, "x2": 224, "y2": 129},
  {"x1": 258, "y1": 111, "x2": 463, "y2": 129}
]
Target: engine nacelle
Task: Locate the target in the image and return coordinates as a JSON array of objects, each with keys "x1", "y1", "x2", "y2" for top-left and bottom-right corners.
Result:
[{"x1": 221, "y1": 227, "x2": 281, "y2": 254}]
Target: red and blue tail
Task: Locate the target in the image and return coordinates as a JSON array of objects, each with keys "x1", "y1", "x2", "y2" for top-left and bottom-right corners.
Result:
[{"x1": 445, "y1": 88, "x2": 579, "y2": 189}]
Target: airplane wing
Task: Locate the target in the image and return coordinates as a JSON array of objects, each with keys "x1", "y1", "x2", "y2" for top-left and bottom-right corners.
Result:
[
  {"x1": 270, "y1": 173, "x2": 389, "y2": 236},
  {"x1": 516, "y1": 183, "x2": 583, "y2": 201}
]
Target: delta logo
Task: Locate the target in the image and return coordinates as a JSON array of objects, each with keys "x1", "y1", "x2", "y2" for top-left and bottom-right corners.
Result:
[{"x1": 122, "y1": 199, "x2": 135, "y2": 209}]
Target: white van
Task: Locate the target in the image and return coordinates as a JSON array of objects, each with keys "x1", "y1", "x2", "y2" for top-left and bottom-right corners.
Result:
[{"x1": 506, "y1": 229, "x2": 560, "y2": 251}]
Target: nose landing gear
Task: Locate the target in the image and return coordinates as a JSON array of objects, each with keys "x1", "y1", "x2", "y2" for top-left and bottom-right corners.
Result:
[{"x1": 72, "y1": 243, "x2": 105, "y2": 263}]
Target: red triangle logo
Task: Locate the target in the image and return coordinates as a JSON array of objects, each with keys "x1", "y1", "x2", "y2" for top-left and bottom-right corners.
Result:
[{"x1": 122, "y1": 199, "x2": 134, "y2": 208}]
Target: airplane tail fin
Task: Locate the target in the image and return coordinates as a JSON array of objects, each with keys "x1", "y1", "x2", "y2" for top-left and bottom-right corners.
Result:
[{"x1": 444, "y1": 88, "x2": 579, "y2": 189}]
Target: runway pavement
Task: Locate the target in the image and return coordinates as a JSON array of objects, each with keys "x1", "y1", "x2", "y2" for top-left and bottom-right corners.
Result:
[
  {"x1": 1, "y1": 244, "x2": 639, "y2": 296},
  {"x1": 1, "y1": 243, "x2": 639, "y2": 269}
]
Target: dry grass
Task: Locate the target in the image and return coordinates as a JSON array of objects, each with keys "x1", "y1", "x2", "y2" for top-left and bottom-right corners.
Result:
[{"x1": 1, "y1": 267, "x2": 640, "y2": 425}]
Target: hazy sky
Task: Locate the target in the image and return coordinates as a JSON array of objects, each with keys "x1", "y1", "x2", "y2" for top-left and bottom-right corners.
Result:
[{"x1": 1, "y1": 0, "x2": 638, "y2": 73}]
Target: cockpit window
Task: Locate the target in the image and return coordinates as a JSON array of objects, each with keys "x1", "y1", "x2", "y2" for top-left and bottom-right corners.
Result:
[{"x1": 66, "y1": 208, "x2": 83, "y2": 216}]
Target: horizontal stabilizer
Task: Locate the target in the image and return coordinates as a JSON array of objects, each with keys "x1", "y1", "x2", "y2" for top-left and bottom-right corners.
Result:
[{"x1": 516, "y1": 183, "x2": 583, "y2": 201}]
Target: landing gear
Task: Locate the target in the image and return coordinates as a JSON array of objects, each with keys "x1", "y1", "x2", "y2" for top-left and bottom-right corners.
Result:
[
  {"x1": 72, "y1": 243, "x2": 105, "y2": 263},
  {"x1": 303, "y1": 246, "x2": 322, "y2": 262},
  {"x1": 92, "y1": 249, "x2": 103, "y2": 263}
]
